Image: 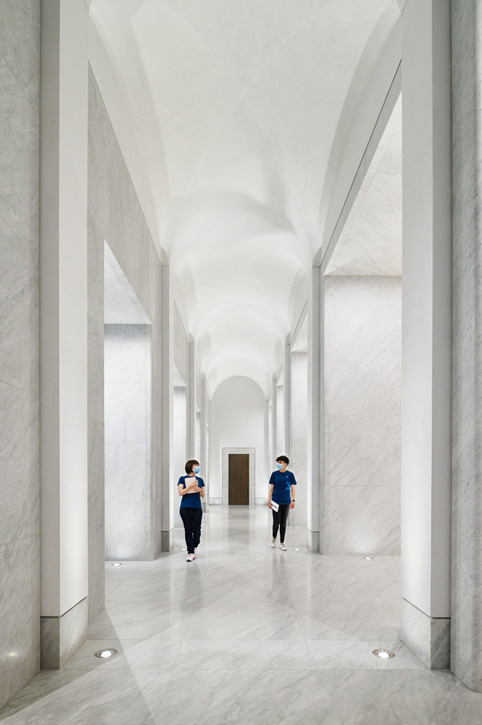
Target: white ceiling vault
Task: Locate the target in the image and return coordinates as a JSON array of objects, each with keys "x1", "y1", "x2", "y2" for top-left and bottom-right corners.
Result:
[{"x1": 89, "y1": 0, "x2": 404, "y2": 397}]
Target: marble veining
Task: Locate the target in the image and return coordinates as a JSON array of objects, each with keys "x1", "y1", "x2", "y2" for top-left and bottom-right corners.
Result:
[
  {"x1": 451, "y1": 0, "x2": 482, "y2": 693},
  {"x1": 323, "y1": 277, "x2": 401, "y2": 555},
  {"x1": 41, "y1": 599, "x2": 89, "y2": 671},
  {"x1": 2, "y1": 507, "x2": 482, "y2": 724},
  {"x1": 104, "y1": 325, "x2": 151, "y2": 560},
  {"x1": 0, "y1": 0, "x2": 40, "y2": 711},
  {"x1": 88, "y1": 69, "x2": 165, "y2": 610},
  {"x1": 290, "y1": 351, "x2": 308, "y2": 528},
  {"x1": 401, "y1": 599, "x2": 450, "y2": 671}
]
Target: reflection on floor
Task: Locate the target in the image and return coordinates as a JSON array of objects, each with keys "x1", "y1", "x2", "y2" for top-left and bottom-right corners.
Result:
[{"x1": 1, "y1": 506, "x2": 482, "y2": 724}]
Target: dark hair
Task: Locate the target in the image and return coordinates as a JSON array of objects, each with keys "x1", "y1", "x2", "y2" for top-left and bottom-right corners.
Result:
[
  {"x1": 276, "y1": 455, "x2": 289, "y2": 465},
  {"x1": 185, "y1": 459, "x2": 199, "y2": 474}
]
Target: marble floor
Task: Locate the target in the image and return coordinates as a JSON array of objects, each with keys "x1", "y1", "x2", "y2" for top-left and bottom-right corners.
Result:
[{"x1": 1, "y1": 506, "x2": 482, "y2": 724}]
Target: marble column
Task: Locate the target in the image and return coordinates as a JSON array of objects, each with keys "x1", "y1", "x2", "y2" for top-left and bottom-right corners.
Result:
[
  {"x1": 400, "y1": 0, "x2": 452, "y2": 669},
  {"x1": 307, "y1": 267, "x2": 322, "y2": 552},
  {"x1": 271, "y1": 377, "x2": 277, "y2": 465},
  {"x1": 276, "y1": 374, "x2": 284, "y2": 456},
  {"x1": 283, "y1": 342, "x2": 291, "y2": 458},
  {"x1": 188, "y1": 341, "x2": 196, "y2": 457},
  {"x1": 201, "y1": 375, "x2": 208, "y2": 509},
  {"x1": 0, "y1": 0, "x2": 40, "y2": 709},
  {"x1": 39, "y1": 0, "x2": 89, "y2": 668},
  {"x1": 451, "y1": 0, "x2": 482, "y2": 693},
  {"x1": 161, "y1": 265, "x2": 174, "y2": 551}
]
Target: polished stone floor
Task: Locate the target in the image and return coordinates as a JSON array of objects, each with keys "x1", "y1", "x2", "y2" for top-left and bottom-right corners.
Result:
[{"x1": 1, "y1": 506, "x2": 482, "y2": 724}]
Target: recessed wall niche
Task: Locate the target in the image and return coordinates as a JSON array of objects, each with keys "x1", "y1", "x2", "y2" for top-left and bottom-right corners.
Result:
[{"x1": 104, "y1": 243, "x2": 152, "y2": 560}]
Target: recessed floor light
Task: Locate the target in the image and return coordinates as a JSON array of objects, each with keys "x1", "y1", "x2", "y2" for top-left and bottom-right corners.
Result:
[
  {"x1": 181, "y1": 547, "x2": 187, "y2": 551},
  {"x1": 372, "y1": 648, "x2": 395, "y2": 659},
  {"x1": 293, "y1": 548, "x2": 301, "y2": 551},
  {"x1": 95, "y1": 648, "x2": 118, "y2": 659},
  {"x1": 111, "y1": 562, "x2": 123, "y2": 567},
  {"x1": 363, "y1": 556, "x2": 374, "y2": 560}
]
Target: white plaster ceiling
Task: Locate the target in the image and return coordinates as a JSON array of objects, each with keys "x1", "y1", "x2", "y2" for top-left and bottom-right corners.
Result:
[{"x1": 89, "y1": 0, "x2": 403, "y2": 396}]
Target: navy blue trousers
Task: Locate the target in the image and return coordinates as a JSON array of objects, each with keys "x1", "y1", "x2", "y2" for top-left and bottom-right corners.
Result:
[{"x1": 180, "y1": 507, "x2": 203, "y2": 554}]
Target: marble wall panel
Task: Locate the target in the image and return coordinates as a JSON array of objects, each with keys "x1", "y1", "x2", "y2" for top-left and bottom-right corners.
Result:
[
  {"x1": 291, "y1": 351, "x2": 308, "y2": 527},
  {"x1": 40, "y1": 598, "x2": 88, "y2": 670},
  {"x1": 326, "y1": 415, "x2": 400, "y2": 488},
  {"x1": 88, "y1": 417, "x2": 105, "y2": 621},
  {"x1": 173, "y1": 386, "x2": 187, "y2": 527},
  {"x1": 401, "y1": 599, "x2": 450, "y2": 670},
  {"x1": 0, "y1": 218, "x2": 38, "y2": 394},
  {"x1": 327, "y1": 485, "x2": 400, "y2": 555},
  {"x1": 276, "y1": 383, "x2": 284, "y2": 456},
  {"x1": 104, "y1": 325, "x2": 151, "y2": 560},
  {"x1": 88, "y1": 68, "x2": 164, "y2": 607},
  {"x1": 0, "y1": 384, "x2": 39, "y2": 548},
  {"x1": 324, "y1": 343, "x2": 400, "y2": 417},
  {"x1": 0, "y1": 57, "x2": 39, "y2": 251},
  {"x1": 0, "y1": 0, "x2": 40, "y2": 115},
  {"x1": 0, "y1": 0, "x2": 40, "y2": 710},
  {"x1": 451, "y1": 0, "x2": 482, "y2": 691},
  {"x1": 88, "y1": 316, "x2": 104, "y2": 425},
  {"x1": 323, "y1": 277, "x2": 401, "y2": 555},
  {"x1": 0, "y1": 536, "x2": 40, "y2": 705},
  {"x1": 174, "y1": 305, "x2": 189, "y2": 384}
]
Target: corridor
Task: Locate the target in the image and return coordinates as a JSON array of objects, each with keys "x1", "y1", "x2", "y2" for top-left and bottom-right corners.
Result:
[{"x1": 1, "y1": 507, "x2": 481, "y2": 725}]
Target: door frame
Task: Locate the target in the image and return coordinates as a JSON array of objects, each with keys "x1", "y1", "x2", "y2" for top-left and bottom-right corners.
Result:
[{"x1": 222, "y1": 447, "x2": 255, "y2": 506}]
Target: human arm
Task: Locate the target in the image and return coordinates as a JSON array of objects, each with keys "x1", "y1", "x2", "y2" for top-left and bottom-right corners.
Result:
[
  {"x1": 177, "y1": 478, "x2": 201, "y2": 497},
  {"x1": 268, "y1": 483, "x2": 274, "y2": 509},
  {"x1": 290, "y1": 483, "x2": 296, "y2": 509}
]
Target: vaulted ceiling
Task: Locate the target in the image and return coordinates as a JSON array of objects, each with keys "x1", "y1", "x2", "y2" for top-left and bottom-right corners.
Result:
[{"x1": 89, "y1": 0, "x2": 404, "y2": 396}]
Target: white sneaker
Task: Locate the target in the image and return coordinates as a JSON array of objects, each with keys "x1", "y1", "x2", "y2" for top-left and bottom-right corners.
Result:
[
  {"x1": 186, "y1": 553, "x2": 195, "y2": 562},
  {"x1": 280, "y1": 543, "x2": 287, "y2": 551},
  {"x1": 271, "y1": 538, "x2": 276, "y2": 548}
]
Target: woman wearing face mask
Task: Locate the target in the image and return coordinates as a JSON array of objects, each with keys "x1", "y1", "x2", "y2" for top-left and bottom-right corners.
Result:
[
  {"x1": 178, "y1": 459, "x2": 205, "y2": 562},
  {"x1": 268, "y1": 455, "x2": 296, "y2": 551}
]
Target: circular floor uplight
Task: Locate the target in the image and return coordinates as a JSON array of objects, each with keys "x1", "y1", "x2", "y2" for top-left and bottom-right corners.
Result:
[
  {"x1": 363, "y1": 556, "x2": 374, "y2": 560},
  {"x1": 293, "y1": 548, "x2": 301, "y2": 551},
  {"x1": 372, "y1": 648, "x2": 395, "y2": 660},
  {"x1": 95, "y1": 648, "x2": 118, "y2": 659},
  {"x1": 111, "y1": 562, "x2": 123, "y2": 567}
]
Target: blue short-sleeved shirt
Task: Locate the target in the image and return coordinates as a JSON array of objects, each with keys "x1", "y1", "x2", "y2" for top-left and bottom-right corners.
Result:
[
  {"x1": 269, "y1": 470, "x2": 296, "y2": 505},
  {"x1": 178, "y1": 476, "x2": 205, "y2": 510}
]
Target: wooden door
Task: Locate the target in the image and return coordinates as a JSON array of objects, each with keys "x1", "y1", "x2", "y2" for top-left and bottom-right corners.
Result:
[{"x1": 228, "y1": 454, "x2": 249, "y2": 504}]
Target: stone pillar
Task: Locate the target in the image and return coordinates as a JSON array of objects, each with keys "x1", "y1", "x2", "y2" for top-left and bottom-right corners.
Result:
[
  {"x1": 307, "y1": 267, "x2": 322, "y2": 552},
  {"x1": 161, "y1": 265, "x2": 174, "y2": 550},
  {"x1": 283, "y1": 342, "x2": 291, "y2": 457},
  {"x1": 201, "y1": 375, "x2": 208, "y2": 510},
  {"x1": 451, "y1": 0, "x2": 482, "y2": 693},
  {"x1": 400, "y1": 0, "x2": 452, "y2": 669},
  {"x1": 39, "y1": 0, "x2": 89, "y2": 668},
  {"x1": 264, "y1": 398, "x2": 270, "y2": 496},
  {"x1": 187, "y1": 341, "x2": 196, "y2": 457},
  {"x1": 271, "y1": 376, "x2": 277, "y2": 465}
]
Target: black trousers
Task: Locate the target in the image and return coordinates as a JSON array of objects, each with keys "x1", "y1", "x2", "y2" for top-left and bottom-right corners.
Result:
[
  {"x1": 180, "y1": 507, "x2": 203, "y2": 554},
  {"x1": 272, "y1": 504, "x2": 290, "y2": 543}
]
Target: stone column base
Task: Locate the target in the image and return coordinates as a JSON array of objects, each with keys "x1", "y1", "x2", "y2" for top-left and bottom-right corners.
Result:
[
  {"x1": 401, "y1": 598, "x2": 450, "y2": 669},
  {"x1": 161, "y1": 529, "x2": 174, "y2": 552},
  {"x1": 307, "y1": 529, "x2": 319, "y2": 552},
  {"x1": 41, "y1": 597, "x2": 88, "y2": 669}
]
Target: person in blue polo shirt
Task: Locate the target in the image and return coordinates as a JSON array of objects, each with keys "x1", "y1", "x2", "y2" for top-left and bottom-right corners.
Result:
[
  {"x1": 178, "y1": 459, "x2": 205, "y2": 562},
  {"x1": 268, "y1": 455, "x2": 296, "y2": 551}
]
